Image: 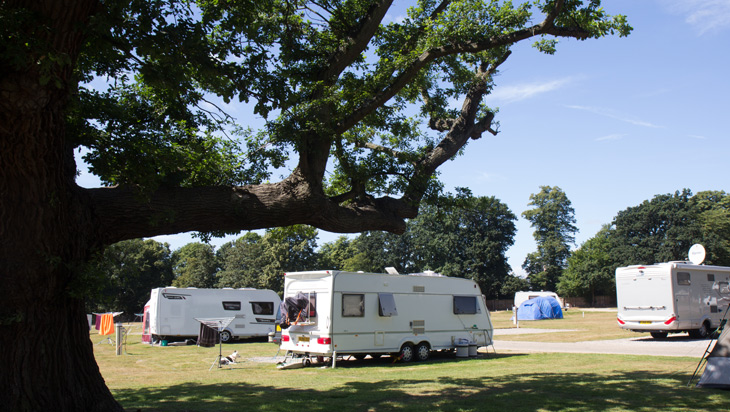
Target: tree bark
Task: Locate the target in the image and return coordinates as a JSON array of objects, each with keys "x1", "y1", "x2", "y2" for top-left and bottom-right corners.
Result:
[
  {"x1": 0, "y1": 88, "x2": 123, "y2": 411},
  {"x1": 0, "y1": 1, "x2": 122, "y2": 410}
]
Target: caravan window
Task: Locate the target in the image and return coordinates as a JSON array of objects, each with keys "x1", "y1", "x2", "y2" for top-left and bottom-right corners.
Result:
[
  {"x1": 453, "y1": 296, "x2": 479, "y2": 314},
  {"x1": 342, "y1": 294, "x2": 364, "y2": 317},
  {"x1": 378, "y1": 293, "x2": 398, "y2": 317},
  {"x1": 677, "y1": 272, "x2": 691, "y2": 286},
  {"x1": 305, "y1": 293, "x2": 317, "y2": 318},
  {"x1": 222, "y1": 301, "x2": 241, "y2": 311},
  {"x1": 251, "y1": 301, "x2": 274, "y2": 315}
]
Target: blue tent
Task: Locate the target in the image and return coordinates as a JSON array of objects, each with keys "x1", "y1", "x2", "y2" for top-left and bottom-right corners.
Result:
[{"x1": 517, "y1": 296, "x2": 563, "y2": 320}]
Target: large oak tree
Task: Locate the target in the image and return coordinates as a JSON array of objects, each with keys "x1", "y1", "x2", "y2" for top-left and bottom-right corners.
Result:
[{"x1": 0, "y1": 0, "x2": 629, "y2": 410}]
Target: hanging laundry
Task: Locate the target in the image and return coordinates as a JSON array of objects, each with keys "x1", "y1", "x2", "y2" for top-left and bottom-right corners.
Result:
[
  {"x1": 100, "y1": 313, "x2": 115, "y2": 336},
  {"x1": 197, "y1": 323, "x2": 219, "y2": 347},
  {"x1": 95, "y1": 314, "x2": 102, "y2": 330}
]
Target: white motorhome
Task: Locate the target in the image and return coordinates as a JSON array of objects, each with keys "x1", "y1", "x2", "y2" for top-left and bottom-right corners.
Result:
[
  {"x1": 513, "y1": 291, "x2": 564, "y2": 309},
  {"x1": 616, "y1": 262, "x2": 730, "y2": 339},
  {"x1": 278, "y1": 270, "x2": 493, "y2": 363},
  {"x1": 142, "y1": 287, "x2": 281, "y2": 343}
]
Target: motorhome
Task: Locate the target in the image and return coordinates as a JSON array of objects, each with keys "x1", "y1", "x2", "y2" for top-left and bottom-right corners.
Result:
[
  {"x1": 513, "y1": 291, "x2": 564, "y2": 309},
  {"x1": 278, "y1": 270, "x2": 493, "y2": 364},
  {"x1": 142, "y1": 287, "x2": 281, "y2": 343},
  {"x1": 615, "y1": 262, "x2": 730, "y2": 339}
]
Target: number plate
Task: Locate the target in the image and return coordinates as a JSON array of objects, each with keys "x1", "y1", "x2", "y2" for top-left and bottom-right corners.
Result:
[
  {"x1": 297, "y1": 336, "x2": 310, "y2": 342},
  {"x1": 639, "y1": 321, "x2": 652, "y2": 325}
]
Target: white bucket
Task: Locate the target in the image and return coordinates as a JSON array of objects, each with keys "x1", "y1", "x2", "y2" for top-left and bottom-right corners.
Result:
[
  {"x1": 468, "y1": 343, "x2": 478, "y2": 357},
  {"x1": 455, "y1": 338, "x2": 470, "y2": 358}
]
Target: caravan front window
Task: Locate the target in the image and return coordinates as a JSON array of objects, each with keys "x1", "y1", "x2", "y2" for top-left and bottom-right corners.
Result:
[
  {"x1": 677, "y1": 272, "x2": 691, "y2": 286},
  {"x1": 342, "y1": 294, "x2": 364, "y2": 317},
  {"x1": 453, "y1": 296, "x2": 478, "y2": 314},
  {"x1": 251, "y1": 302, "x2": 274, "y2": 315}
]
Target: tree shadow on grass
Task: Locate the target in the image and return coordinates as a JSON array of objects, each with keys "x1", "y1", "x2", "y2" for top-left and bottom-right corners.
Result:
[{"x1": 114, "y1": 367, "x2": 730, "y2": 412}]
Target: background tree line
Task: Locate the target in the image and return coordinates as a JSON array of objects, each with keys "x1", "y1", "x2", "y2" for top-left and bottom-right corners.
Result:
[
  {"x1": 556, "y1": 189, "x2": 730, "y2": 305},
  {"x1": 88, "y1": 188, "x2": 730, "y2": 317}
]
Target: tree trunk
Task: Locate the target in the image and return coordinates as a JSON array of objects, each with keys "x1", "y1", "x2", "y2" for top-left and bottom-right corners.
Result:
[
  {"x1": 0, "y1": 1, "x2": 122, "y2": 409},
  {"x1": 0, "y1": 107, "x2": 123, "y2": 411}
]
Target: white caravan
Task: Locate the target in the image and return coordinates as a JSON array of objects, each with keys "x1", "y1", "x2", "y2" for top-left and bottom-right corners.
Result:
[
  {"x1": 278, "y1": 271, "x2": 493, "y2": 363},
  {"x1": 616, "y1": 262, "x2": 730, "y2": 339},
  {"x1": 142, "y1": 287, "x2": 281, "y2": 343},
  {"x1": 514, "y1": 291, "x2": 564, "y2": 308}
]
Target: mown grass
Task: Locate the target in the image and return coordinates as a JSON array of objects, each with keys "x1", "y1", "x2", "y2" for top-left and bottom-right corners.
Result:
[{"x1": 94, "y1": 316, "x2": 729, "y2": 411}]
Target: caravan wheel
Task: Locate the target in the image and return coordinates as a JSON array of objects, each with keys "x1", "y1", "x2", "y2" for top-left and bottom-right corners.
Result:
[
  {"x1": 219, "y1": 330, "x2": 232, "y2": 343},
  {"x1": 398, "y1": 343, "x2": 414, "y2": 362},
  {"x1": 415, "y1": 343, "x2": 430, "y2": 362}
]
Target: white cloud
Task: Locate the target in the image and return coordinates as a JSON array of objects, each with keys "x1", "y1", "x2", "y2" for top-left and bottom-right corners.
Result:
[
  {"x1": 665, "y1": 0, "x2": 730, "y2": 35},
  {"x1": 688, "y1": 134, "x2": 707, "y2": 140},
  {"x1": 566, "y1": 105, "x2": 663, "y2": 128},
  {"x1": 595, "y1": 133, "x2": 626, "y2": 142},
  {"x1": 489, "y1": 78, "x2": 572, "y2": 103}
]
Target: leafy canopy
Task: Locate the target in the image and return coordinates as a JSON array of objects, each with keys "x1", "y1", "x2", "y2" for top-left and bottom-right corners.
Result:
[{"x1": 65, "y1": 0, "x2": 630, "y2": 210}]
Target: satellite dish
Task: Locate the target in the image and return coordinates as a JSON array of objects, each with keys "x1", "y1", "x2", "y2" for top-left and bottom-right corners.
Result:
[{"x1": 688, "y1": 244, "x2": 706, "y2": 265}]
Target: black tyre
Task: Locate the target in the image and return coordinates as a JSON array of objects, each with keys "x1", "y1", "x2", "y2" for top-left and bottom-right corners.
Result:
[
  {"x1": 219, "y1": 330, "x2": 232, "y2": 343},
  {"x1": 689, "y1": 322, "x2": 712, "y2": 339},
  {"x1": 650, "y1": 332, "x2": 668, "y2": 340},
  {"x1": 399, "y1": 343, "x2": 414, "y2": 362},
  {"x1": 415, "y1": 342, "x2": 430, "y2": 362}
]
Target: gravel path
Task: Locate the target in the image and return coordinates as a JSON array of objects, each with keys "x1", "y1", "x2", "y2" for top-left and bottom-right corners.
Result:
[
  {"x1": 492, "y1": 328, "x2": 715, "y2": 358},
  {"x1": 249, "y1": 328, "x2": 715, "y2": 362}
]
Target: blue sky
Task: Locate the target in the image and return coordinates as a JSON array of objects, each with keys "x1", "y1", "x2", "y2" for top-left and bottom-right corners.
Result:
[{"x1": 76, "y1": 1, "x2": 730, "y2": 277}]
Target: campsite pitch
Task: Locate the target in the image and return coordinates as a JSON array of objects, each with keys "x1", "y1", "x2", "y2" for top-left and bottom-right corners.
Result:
[{"x1": 94, "y1": 312, "x2": 730, "y2": 411}]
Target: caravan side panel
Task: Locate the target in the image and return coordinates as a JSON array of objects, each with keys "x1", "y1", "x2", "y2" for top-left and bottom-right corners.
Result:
[
  {"x1": 145, "y1": 288, "x2": 280, "y2": 341},
  {"x1": 280, "y1": 271, "x2": 493, "y2": 357}
]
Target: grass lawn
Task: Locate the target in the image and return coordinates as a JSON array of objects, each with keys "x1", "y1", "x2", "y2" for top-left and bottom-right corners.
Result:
[{"x1": 94, "y1": 315, "x2": 729, "y2": 412}]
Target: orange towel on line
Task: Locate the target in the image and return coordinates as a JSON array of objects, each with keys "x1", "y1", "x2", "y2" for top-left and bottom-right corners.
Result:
[{"x1": 100, "y1": 313, "x2": 115, "y2": 335}]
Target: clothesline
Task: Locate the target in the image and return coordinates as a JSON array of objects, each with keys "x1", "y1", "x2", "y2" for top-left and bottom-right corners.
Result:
[
  {"x1": 93, "y1": 312, "x2": 123, "y2": 336},
  {"x1": 92, "y1": 312, "x2": 123, "y2": 316}
]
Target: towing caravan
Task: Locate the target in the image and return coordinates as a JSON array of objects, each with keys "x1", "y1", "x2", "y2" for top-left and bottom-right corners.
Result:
[
  {"x1": 142, "y1": 287, "x2": 281, "y2": 343},
  {"x1": 615, "y1": 262, "x2": 730, "y2": 339},
  {"x1": 278, "y1": 270, "x2": 493, "y2": 364}
]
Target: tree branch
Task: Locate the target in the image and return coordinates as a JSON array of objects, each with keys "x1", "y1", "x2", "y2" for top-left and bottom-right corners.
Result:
[
  {"x1": 318, "y1": 0, "x2": 393, "y2": 82},
  {"x1": 336, "y1": 1, "x2": 578, "y2": 134},
  {"x1": 87, "y1": 179, "x2": 414, "y2": 242},
  {"x1": 403, "y1": 51, "x2": 510, "y2": 203},
  {"x1": 354, "y1": 140, "x2": 412, "y2": 164}
]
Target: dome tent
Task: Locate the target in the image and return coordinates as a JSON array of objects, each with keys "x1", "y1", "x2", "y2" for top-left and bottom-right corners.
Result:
[{"x1": 517, "y1": 296, "x2": 563, "y2": 320}]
